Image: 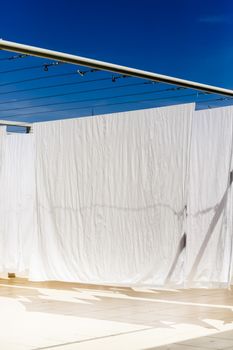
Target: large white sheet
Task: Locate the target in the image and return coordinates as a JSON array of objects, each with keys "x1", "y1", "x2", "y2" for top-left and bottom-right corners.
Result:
[
  {"x1": 31, "y1": 104, "x2": 194, "y2": 286},
  {"x1": 186, "y1": 107, "x2": 233, "y2": 287},
  {"x1": 0, "y1": 133, "x2": 35, "y2": 274},
  {"x1": 0, "y1": 104, "x2": 232, "y2": 288}
]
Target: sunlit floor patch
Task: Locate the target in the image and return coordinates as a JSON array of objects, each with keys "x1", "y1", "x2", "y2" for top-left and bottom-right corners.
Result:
[{"x1": 0, "y1": 278, "x2": 233, "y2": 349}]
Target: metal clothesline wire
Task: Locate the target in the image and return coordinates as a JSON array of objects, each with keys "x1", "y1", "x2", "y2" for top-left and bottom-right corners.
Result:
[
  {"x1": 2, "y1": 92, "x2": 233, "y2": 121},
  {"x1": 0, "y1": 75, "x2": 133, "y2": 96},
  {"x1": 1, "y1": 92, "x2": 204, "y2": 119},
  {"x1": 0, "y1": 53, "x2": 28, "y2": 61},
  {"x1": 0, "y1": 81, "x2": 155, "y2": 105},
  {"x1": 193, "y1": 95, "x2": 232, "y2": 106},
  {"x1": 0, "y1": 61, "x2": 64, "y2": 74},
  {"x1": 0, "y1": 86, "x2": 183, "y2": 112},
  {"x1": 0, "y1": 71, "x2": 91, "y2": 87}
]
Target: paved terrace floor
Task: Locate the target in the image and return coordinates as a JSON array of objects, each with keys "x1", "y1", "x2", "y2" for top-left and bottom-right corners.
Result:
[{"x1": 0, "y1": 278, "x2": 233, "y2": 349}]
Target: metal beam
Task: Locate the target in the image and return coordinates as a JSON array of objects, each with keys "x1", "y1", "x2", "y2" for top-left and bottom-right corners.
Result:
[
  {"x1": 0, "y1": 120, "x2": 32, "y2": 132},
  {"x1": 0, "y1": 119, "x2": 32, "y2": 128},
  {"x1": 0, "y1": 39, "x2": 233, "y2": 97}
]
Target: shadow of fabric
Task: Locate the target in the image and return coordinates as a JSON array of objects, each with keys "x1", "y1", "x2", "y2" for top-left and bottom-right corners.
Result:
[
  {"x1": 164, "y1": 170, "x2": 233, "y2": 285},
  {"x1": 164, "y1": 233, "x2": 186, "y2": 284},
  {"x1": 187, "y1": 171, "x2": 233, "y2": 282}
]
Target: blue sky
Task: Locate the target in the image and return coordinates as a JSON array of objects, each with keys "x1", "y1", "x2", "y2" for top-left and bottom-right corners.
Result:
[{"x1": 0, "y1": 0, "x2": 232, "y2": 122}]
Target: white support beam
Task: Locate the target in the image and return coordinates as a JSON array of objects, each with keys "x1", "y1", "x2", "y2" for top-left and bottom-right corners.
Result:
[{"x1": 0, "y1": 39, "x2": 233, "y2": 98}]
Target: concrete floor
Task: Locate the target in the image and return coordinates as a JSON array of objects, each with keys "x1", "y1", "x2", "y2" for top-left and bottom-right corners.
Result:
[{"x1": 0, "y1": 278, "x2": 233, "y2": 349}]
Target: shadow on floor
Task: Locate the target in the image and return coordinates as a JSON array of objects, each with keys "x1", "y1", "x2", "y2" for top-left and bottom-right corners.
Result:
[{"x1": 0, "y1": 277, "x2": 232, "y2": 331}]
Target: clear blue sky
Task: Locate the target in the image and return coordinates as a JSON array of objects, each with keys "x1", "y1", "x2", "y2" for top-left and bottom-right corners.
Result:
[{"x1": 0, "y1": 0, "x2": 232, "y2": 122}]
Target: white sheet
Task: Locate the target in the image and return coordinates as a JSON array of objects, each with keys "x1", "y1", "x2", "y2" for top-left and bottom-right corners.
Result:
[
  {"x1": 0, "y1": 104, "x2": 232, "y2": 288},
  {"x1": 31, "y1": 104, "x2": 193, "y2": 286},
  {"x1": 186, "y1": 106, "x2": 233, "y2": 287},
  {"x1": 0, "y1": 133, "x2": 35, "y2": 273}
]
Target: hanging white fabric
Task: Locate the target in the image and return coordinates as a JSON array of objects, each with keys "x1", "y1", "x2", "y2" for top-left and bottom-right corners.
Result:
[
  {"x1": 185, "y1": 106, "x2": 233, "y2": 288},
  {"x1": 31, "y1": 104, "x2": 194, "y2": 286},
  {"x1": 0, "y1": 133, "x2": 35, "y2": 274},
  {"x1": 0, "y1": 104, "x2": 232, "y2": 288}
]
